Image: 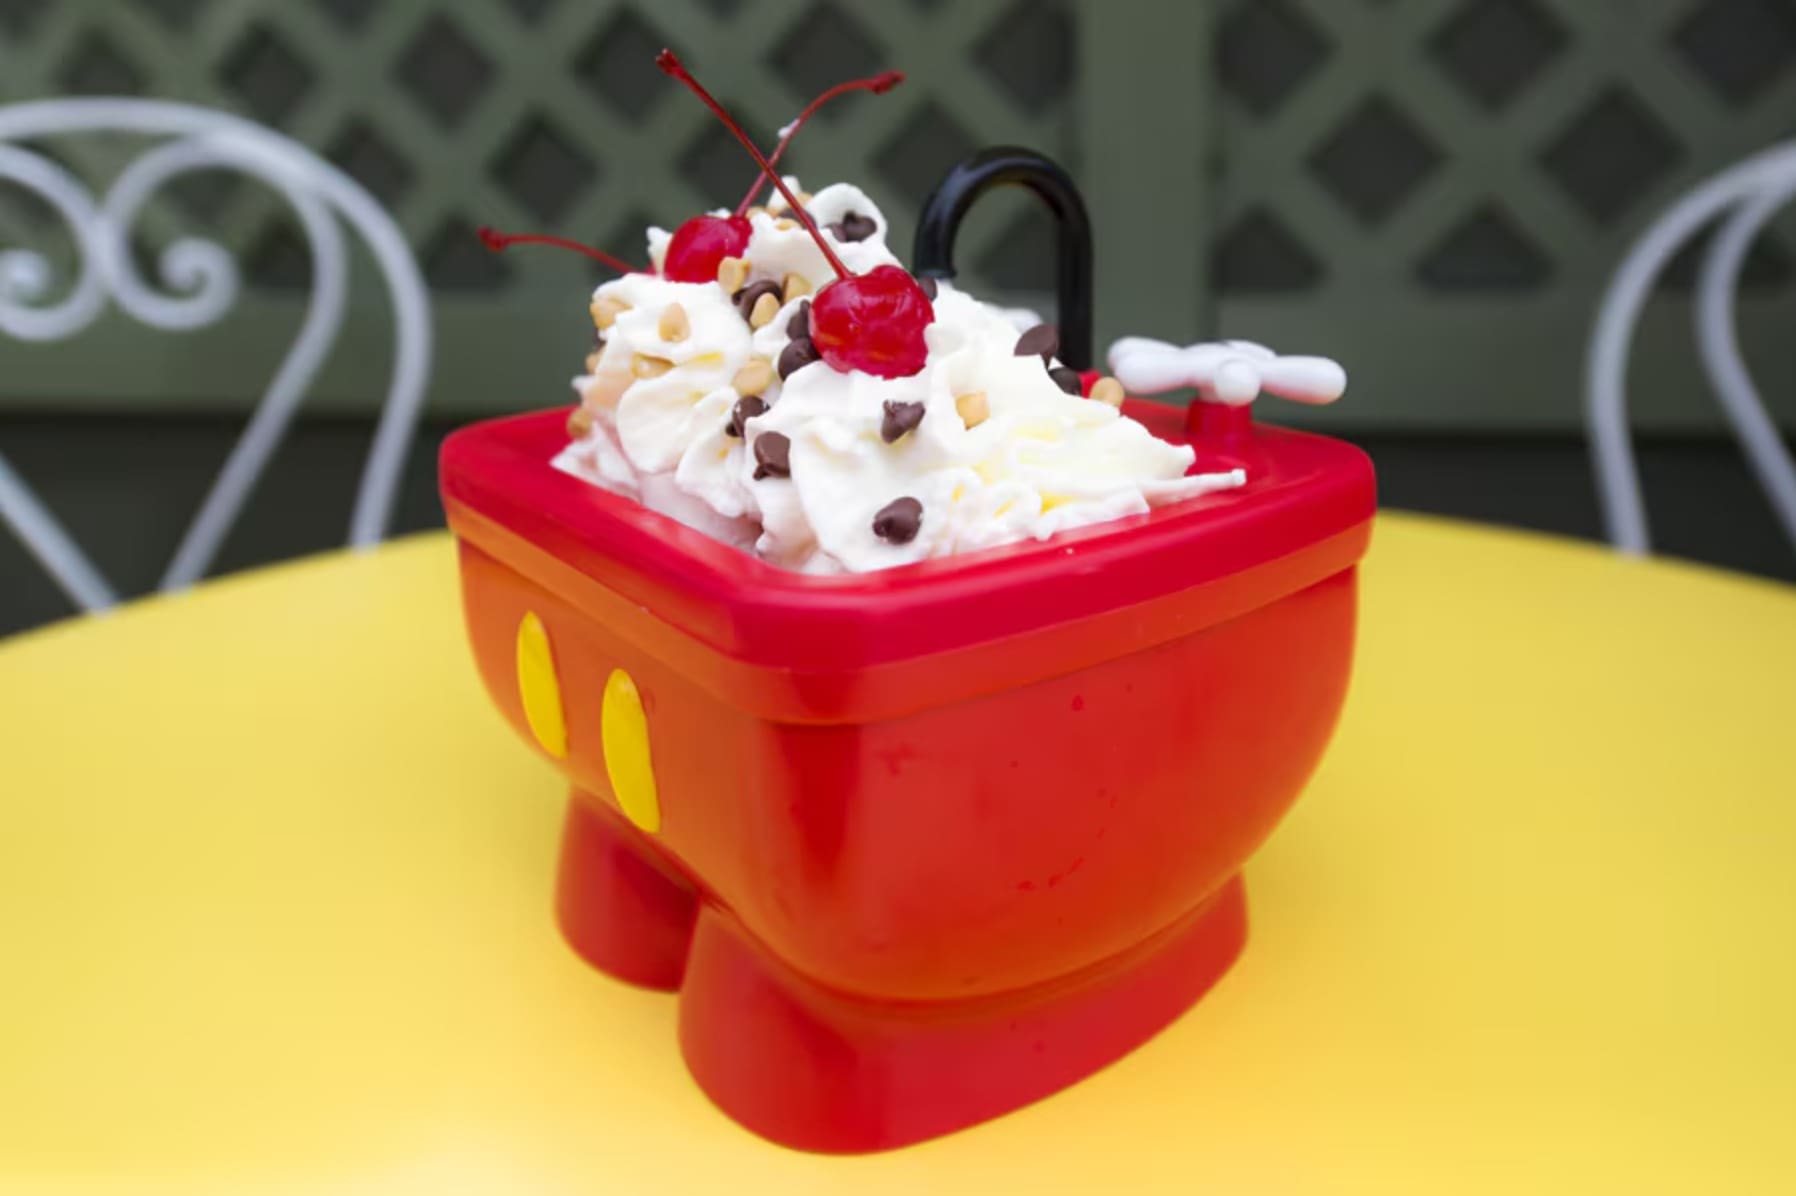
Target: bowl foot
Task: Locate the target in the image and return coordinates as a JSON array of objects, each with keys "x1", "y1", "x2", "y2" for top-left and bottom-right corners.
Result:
[
  {"x1": 677, "y1": 876, "x2": 1248, "y2": 1153},
  {"x1": 555, "y1": 797, "x2": 696, "y2": 991}
]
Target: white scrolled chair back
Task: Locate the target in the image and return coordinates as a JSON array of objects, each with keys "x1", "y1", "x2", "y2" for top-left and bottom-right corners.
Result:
[
  {"x1": 0, "y1": 98, "x2": 432, "y2": 612},
  {"x1": 1586, "y1": 139, "x2": 1796, "y2": 558}
]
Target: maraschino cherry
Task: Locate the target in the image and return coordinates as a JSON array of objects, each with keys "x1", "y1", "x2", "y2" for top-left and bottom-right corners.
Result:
[
  {"x1": 659, "y1": 214, "x2": 751, "y2": 284},
  {"x1": 661, "y1": 68, "x2": 902, "y2": 284},
  {"x1": 658, "y1": 50, "x2": 934, "y2": 379}
]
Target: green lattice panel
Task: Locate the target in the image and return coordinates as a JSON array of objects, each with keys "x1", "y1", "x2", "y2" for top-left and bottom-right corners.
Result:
[{"x1": 1208, "y1": 0, "x2": 1796, "y2": 431}]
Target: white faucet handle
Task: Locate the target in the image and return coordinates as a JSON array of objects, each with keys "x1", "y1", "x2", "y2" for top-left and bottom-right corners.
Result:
[
  {"x1": 1257, "y1": 356, "x2": 1347, "y2": 405},
  {"x1": 1208, "y1": 357, "x2": 1263, "y2": 406},
  {"x1": 1106, "y1": 336, "x2": 1346, "y2": 408},
  {"x1": 1108, "y1": 338, "x2": 1195, "y2": 395},
  {"x1": 1221, "y1": 339, "x2": 1276, "y2": 362}
]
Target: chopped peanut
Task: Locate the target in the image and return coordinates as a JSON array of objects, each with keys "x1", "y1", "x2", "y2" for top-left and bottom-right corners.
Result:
[
  {"x1": 1089, "y1": 376, "x2": 1126, "y2": 407},
  {"x1": 631, "y1": 353, "x2": 674, "y2": 379},
  {"x1": 732, "y1": 357, "x2": 774, "y2": 397},
  {"x1": 567, "y1": 407, "x2": 594, "y2": 438},
  {"x1": 592, "y1": 295, "x2": 628, "y2": 330},
  {"x1": 782, "y1": 273, "x2": 811, "y2": 302},
  {"x1": 956, "y1": 391, "x2": 990, "y2": 429},
  {"x1": 658, "y1": 302, "x2": 691, "y2": 343},
  {"x1": 716, "y1": 256, "x2": 749, "y2": 294},
  {"x1": 748, "y1": 291, "x2": 781, "y2": 329}
]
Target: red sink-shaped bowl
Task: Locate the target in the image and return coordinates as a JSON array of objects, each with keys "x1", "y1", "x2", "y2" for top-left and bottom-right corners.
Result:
[{"x1": 441, "y1": 397, "x2": 1375, "y2": 1152}]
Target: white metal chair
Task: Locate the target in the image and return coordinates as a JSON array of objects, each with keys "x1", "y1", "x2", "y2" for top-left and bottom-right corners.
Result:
[
  {"x1": 0, "y1": 98, "x2": 431, "y2": 612},
  {"x1": 1587, "y1": 141, "x2": 1796, "y2": 558}
]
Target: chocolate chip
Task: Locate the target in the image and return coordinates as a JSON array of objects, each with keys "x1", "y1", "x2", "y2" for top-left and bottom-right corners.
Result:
[
  {"x1": 734, "y1": 279, "x2": 782, "y2": 321},
  {"x1": 872, "y1": 496, "x2": 923, "y2": 545},
  {"x1": 777, "y1": 337, "x2": 821, "y2": 380},
  {"x1": 753, "y1": 431, "x2": 792, "y2": 480},
  {"x1": 786, "y1": 299, "x2": 811, "y2": 340},
  {"x1": 1015, "y1": 323, "x2": 1060, "y2": 364},
  {"x1": 1048, "y1": 365, "x2": 1084, "y2": 396},
  {"x1": 880, "y1": 400, "x2": 925, "y2": 444},
  {"x1": 727, "y1": 394, "x2": 767, "y2": 438},
  {"x1": 917, "y1": 275, "x2": 939, "y2": 301},
  {"x1": 824, "y1": 211, "x2": 878, "y2": 243}
]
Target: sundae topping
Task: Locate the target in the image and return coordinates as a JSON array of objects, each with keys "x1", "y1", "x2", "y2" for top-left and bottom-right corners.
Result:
[
  {"x1": 727, "y1": 395, "x2": 767, "y2": 438},
  {"x1": 663, "y1": 215, "x2": 752, "y2": 285},
  {"x1": 1014, "y1": 324, "x2": 1060, "y2": 364},
  {"x1": 881, "y1": 400, "x2": 926, "y2": 444},
  {"x1": 827, "y1": 211, "x2": 878, "y2": 243},
  {"x1": 872, "y1": 497, "x2": 924, "y2": 544},
  {"x1": 753, "y1": 432, "x2": 792, "y2": 479},
  {"x1": 542, "y1": 47, "x2": 1328, "y2": 575},
  {"x1": 729, "y1": 283, "x2": 1246, "y2": 572},
  {"x1": 592, "y1": 295, "x2": 627, "y2": 331},
  {"x1": 955, "y1": 390, "x2": 991, "y2": 430},
  {"x1": 559, "y1": 233, "x2": 1256, "y2": 571},
  {"x1": 746, "y1": 290, "x2": 783, "y2": 330},
  {"x1": 809, "y1": 263, "x2": 935, "y2": 379},
  {"x1": 778, "y1": 337, "x2": 822, "y2": 379},
  {"x1": 733, "y1": 185, "x2": 900, "y2": 301},
  {"x1": 717, "y1": 256, "x2": 750, "y2": 295},
  {"x1": 731, "y1": 357, "x2": 774, "y2": 397},
  {"x1": 1048, "y1": 366, "x2": 1084, "y2": 396},
  {"x1": 1089, "y1": 376, "x2": 1126, "y2": 408},
  {"x1": 657, "y1": 50, "x2": 937, "y2": 382},
  {"x1": 581, "y1": 269, "x2": 754, "y2": 477},
  {"x1": 734, "y1": 278, "x2": 782, "y2": 318},
  {"x1": 658, "y1": 303, "x2": 690, "y2": 343}
]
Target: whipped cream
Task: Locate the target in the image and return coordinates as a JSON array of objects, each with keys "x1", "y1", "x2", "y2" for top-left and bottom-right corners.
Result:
[{"x1": 557, "y1": 180, "x2": 1244, "y2": 573}]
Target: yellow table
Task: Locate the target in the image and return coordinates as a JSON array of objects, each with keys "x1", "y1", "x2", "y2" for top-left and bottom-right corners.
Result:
[{"x1": 3, "y1": 514, "x2": 1794, "y2": 1194}]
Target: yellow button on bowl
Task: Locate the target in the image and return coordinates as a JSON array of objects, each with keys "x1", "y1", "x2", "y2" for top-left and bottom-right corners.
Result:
[
  {"x1": 601, "y1": 668, "x2": 660, "y2": 833},
  {"x1": 515, "y1": 611, "x2": 566, "y2": 759}
]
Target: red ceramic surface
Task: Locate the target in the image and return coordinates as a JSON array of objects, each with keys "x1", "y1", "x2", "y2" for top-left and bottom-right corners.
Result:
[{"x1": 441, "y1": 395, "x2": 1375, "y2": 1152}]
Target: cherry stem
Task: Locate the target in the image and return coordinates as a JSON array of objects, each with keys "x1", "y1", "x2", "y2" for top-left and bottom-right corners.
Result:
[
  {"x1": 477, "y1": 227, "x2": 636, "y2": 275},
  {"x1": 733, "y1": 70, "x2": 904, "y2": 218},
  {"x1": 656, "y1": 49, "x2": 853, "y2": 281}
]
